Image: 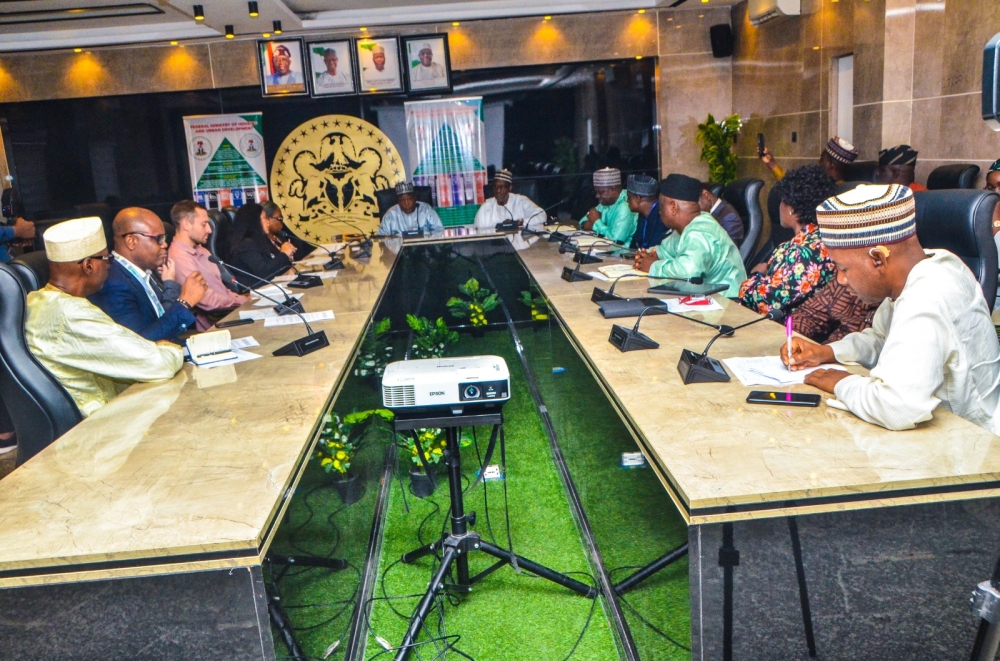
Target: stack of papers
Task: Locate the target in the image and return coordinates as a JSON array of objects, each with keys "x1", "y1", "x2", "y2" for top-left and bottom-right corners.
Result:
[
  {"x1": 262, "y1": 310, "x2": 335, "y2": 327},
  {"x1": 722, "y1": 356, "x2": 846, "y2": 387},
  {"x1": 575, "y1": 235, "x2": 615, "y2": 252},
  {"x1": 186, "y1": 334, "x2": 262, "y2": 369},
  {"x1": 597, "y1": 264, "x2": 646, "y2": 279}
]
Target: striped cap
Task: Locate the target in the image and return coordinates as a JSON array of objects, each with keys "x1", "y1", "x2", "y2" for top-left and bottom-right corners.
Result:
[
  {"x1": 593, "y1": 167, "x2": 621, "y2": 188},
  {"x1": 824, "y1": 136, "x2": 858, "y2": 165},
  {"x1": 395, "y1": 181, "x2": 415, "y2": 195},
  {"x1": 815, "y1": 184, "x2": 916, "y2": 249},
  {"x1": 494, "y1": 169, "x2": 513, "y2": 184}
]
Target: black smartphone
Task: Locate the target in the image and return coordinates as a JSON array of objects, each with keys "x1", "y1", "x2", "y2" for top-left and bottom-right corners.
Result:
[
  {"x1": 216, "y1": 318, "x2": 254, "y2": 329},
  {"x1": 757, "y1": 133, "x2": 766, "y2": 158},
  {"x1": 746, "y1": 391, "x2": 821, "y2": 407}
]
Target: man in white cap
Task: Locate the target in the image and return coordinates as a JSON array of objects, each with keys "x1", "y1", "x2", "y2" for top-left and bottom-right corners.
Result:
[
  {"x1": 761, "y1": 136, "x2": 859, "y2": 184},
  {"x1": 25, "y1": 217, "x2": 184, "y2": 418},
  {"x1": 782, "y1": 183, "x2": 1000, "y2": 433},
  {"x1": 473, "y1": 169, "x2": 545, "y2": 231},
  {"x1": 411, "y1": 43, "x2": 445, "y2": 82},
  {"x1": 579, "y1": 167, "x2": 637, "y2": 244},
  {"x1": 377, "y1": 181, "x2": 444, "y2": 236}
]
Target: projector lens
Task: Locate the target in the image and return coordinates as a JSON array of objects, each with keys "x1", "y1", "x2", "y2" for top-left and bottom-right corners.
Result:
[{"x1": 464, "y1": 385, "x2": 481, "y2": 399}]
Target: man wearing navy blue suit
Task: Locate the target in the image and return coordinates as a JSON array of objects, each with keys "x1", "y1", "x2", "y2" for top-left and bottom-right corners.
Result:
[{"x1": 89, "y1": 207, "x2": 207, "y2": 344}]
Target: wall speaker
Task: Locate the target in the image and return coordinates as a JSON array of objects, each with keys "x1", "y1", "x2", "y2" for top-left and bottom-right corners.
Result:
[
  {"x1": 984, "y1": 32, "x2": 1000, "y2": 131},
  {"x1": 710, "y1": 24, "x2": 734, "y2": 58}
]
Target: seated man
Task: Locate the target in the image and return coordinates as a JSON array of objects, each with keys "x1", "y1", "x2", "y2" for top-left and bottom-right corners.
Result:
[
  {"x1": 26, "y1": 217, "x2": 184, "y2": 418},
  {"x1": 627, "y1": 174, "x2": 666, "y2": 250},
  {"x1": 783, "y1": 184, "x2": 1000, "y2": 432},
  {"x1": 633, "y1": 174, "x2": 747, "y2": 296},
  {"x1": 698, "y1": 183, "x2": 744, "y2": 247},
  {"x1": 876, "y1": 145, "x2": 926, "y2": 191},
  {"x1": 761, "y1": 136, "x2": 858, "y2": 183},
  {"x1": 168, "y1": 200, "x2": 248, "y2": 330},
  {"x1": 473, "y1": 169, "x2": 545, "y2": 230},
  {"x1": 377, "y1": 182, "x2": 444, "y2": 236},
  {"x1": 89, "y1": 207, "x2": 206, "y2": 344},
  {"x1": 579, "y1": 167, "x2": 637, "y2": 245}
]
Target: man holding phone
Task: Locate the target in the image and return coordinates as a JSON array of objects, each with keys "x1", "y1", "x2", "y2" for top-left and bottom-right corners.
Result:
[
  {"x1": 760, "y1": 136, "x2": 858, "y2": 184},
  {"x1": 781, "y1": 184, "x2": 1000, "y2": 433}
]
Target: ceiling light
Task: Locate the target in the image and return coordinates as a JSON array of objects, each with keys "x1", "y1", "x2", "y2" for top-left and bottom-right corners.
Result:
[
  {"x1": 170, "y1": 40, "x2": 178, "y2": 45},
  {"x1": 74, "y1": 48, "x2": 82, "y2": 53},
  {"x1": 637, "y1": 8, "x2": 646, "y2": 13},
  {"x1": 248, "y1": 1, "x2": 259, "y2": 17},
  {"x1": 452, "y1": 21, "x2": 460, "y2": 26},
  {"x1": 225, "y1": 25, "x2": 235, "y2": 39},
  {"x1": 360, "y1": 26, "x2": 368, "y2": 32},
  {"x1": 812, "y1": 45, "x2": 820, "y2": 50},
  {"x1": 544, "y1": 15, "x2": 552, "y2": 20},
  {"x1": 193, "y1": 4, "x2": 204, "y2": 20},
  {"x1": 262, "y1": 32, "x2": 270, "y2": 38},
  {"x1": 273, "y1": 20, "x2": 282, "y2": 34},
  {"x1": 635, "y1": 55, "x2": 642, "y2": 59}
]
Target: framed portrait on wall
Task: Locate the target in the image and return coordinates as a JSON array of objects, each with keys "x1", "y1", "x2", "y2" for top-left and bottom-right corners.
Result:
[
  {"x1": 402, "y1": 35, "x2": 451, "y2": 93},
  {"x1": 258, "y1": 38, "x2": 308, "y2": 97},
  {"x1": 355, "y1": 36, "x2": 403, "y2": 94},
  {"x1": 306, "y1": 40, "x2": 357, "y2": 97}
]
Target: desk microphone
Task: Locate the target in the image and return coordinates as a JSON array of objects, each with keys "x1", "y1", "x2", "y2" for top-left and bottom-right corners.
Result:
[
  {"x1": 608, "y1": 300, "x2": 728, "y2": 352},
  {"x1": 519, "y1": 197, "x2": 570, "y2": 238},
  {"x1": 209, "y1": 256, "x2": 305, "y2": 316},
  {"x1": 209, "y1": 256, "x2": 330, "y2": 358},
  {"x1": 278, "y1": 230, "x2": 344, "y2": 271},
  {"x1": 677, "y1": 309, "x2": 786, "y2": 384},
  {"x1": 560, "y1": 241, "x2": 617, "y2": 282},
  {"x1": 328, "y1": 217, "x2": 374, "y2": 258},
  {"x1": 593, "y1": 274, "x2": 704, "y2": 303},
  {"x1": 495, "y1": 204, "x2": 518, "y2": 232},
  {"x1": 560, "y1": 237, "x2": 619, "y2": 263}
]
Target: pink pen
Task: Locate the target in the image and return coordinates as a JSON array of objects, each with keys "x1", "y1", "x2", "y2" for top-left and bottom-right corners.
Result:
[{"x1": 785, "y1": 315, "x2": 794, "y2": 371}]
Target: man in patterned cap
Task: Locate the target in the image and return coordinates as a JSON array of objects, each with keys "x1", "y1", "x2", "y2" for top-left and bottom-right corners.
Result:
[
  {"x1": 474, "y1": 169, "x2": 545, "y2": 230},
  {"x1": 377, "y1": 181, "x2": 444, "y2": 236},
  {"x1": 783, "y1": 184, "x2": 1000, "y2": 433},
  {"x1": 268, "y1": 45, "x2": 302, "y2": 85},
  {"x1": 876, "y1": 145, "x2": 925, "y2": 191},
  {"x1": 761, "y1": 136, "x2": 859, "y2": 183},
  {"x1": 633, "y1": 174, "x2": 746, "y2": 295},
  {"x1": 626, "y1": 174, "x2": 665, "y2": 250},
  {"x1": 579, "y1": 167, "x2": 637, "y2": 244},
  {"x1": 25, "y1": 217, "x2": 184, "y2": 417}
]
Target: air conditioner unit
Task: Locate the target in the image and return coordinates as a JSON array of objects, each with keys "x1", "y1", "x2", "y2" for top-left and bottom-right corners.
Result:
[{"x1": 749, "y1": 0, "x2": 800, "y2": 27}]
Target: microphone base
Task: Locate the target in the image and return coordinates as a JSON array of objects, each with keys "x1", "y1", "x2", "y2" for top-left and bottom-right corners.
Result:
[
  {"x1": 495, "y1": 220, "x2": 519, "y2": 232},
  {"x1": 401, "y1": 230, "x2": 424, "y2": 239},
  {"x1": 561, "y1": 266, "x2": 593, "y2": 282},
  {"x1": 573, "y1": 252, "x2": 603, "y2": 264},
  {"x1": 274, "y1": 298, "x2": 306, "y2": 316},
  {"x1": 273, "y1": 330, "x2": 330, "y2": 357},
  {"x1": 288, "y1": 275, "x2": 322, "y2": 289},
  {"x1": 677, "y1": 349, "x2": 731, "y2": 384},
  {"x1": 609, "y1": 324, "x2": 659, "y2": 352},
  {"x1": 591, "y1": 287, "x2": 624, "y2": 303},
  {"x1": 323, "y1": 259, "x2": 345, "y2": 271},
  {"x1": 548, "y1": 231, "x2": 570, "y2": 243}
]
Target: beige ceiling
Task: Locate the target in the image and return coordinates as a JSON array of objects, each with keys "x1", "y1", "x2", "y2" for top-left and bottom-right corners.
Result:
[{"x1": 0, "y1": 0, "x2": 743, "y2": 51}]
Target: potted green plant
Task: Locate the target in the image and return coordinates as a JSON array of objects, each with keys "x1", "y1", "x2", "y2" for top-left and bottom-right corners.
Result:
[
  {"x1": 406, "y1": 314, "x2": 459, "y2": 359},
  {"x1": 403, "y1": 427, "x2": 472, "y2": 498},
  {"x1": 447, "y1": 278, "x2": 499, "y2": 337},
  {"x1": 696, "y1": 113, "x2": 743, "y2": 185},
  {"x1": 519, "y1": 289, "x2": 549, "y2": 330},
  {"x1": 354, "y1": 317, "x2": 393, "y2": 390},
  {"x1": 315, "y1": 408, "x2": 394, "y2": 504}
]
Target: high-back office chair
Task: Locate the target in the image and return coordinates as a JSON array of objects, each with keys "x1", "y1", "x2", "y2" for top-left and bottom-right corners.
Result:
[
  {"x1": 926, "y1": 164, "x2": 981, "y2": 190},
  {"x1": 913, "y1": 190, "x2": 999, "y2": 311},
  {"x1": 10, "y1": 251, "x2": 49, "y2": 292},
  {"x1": 374, "y1": 186, "x2": 434, "y2": 218},
  {"x1": 844, "y1": 161, "x2": 878, "y2": 184},
  {"x1": 0, "y1": 264, "x2": 83, "y2": 465},
  {"x1": 220, "y1": 205, "x2": 238, "y2": 223},
  {"x1": 483, "y1": 179, "x2": 540, "y2": 203},
  {"x1": 708, "y1": 183, "x2": 724, "y2": 199},
  {"x1": 721, "y1": 178, "x2": 765, "y2": 268},
  {"x1": 204, "y1": 216, "x2": 243, "y2": 294}
]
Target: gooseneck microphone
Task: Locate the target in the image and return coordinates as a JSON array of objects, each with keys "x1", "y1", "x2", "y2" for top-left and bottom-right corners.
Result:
[
  {"x1": 208, "y1": 255, "x2": 304, "y2": 316},
  {"x1": 521, "y1": 197, "x2": 571, "y2": 238},
  {"x1": 277, "y1": 229, "x2": 344, "y2": 271},
  {"x1": 677, "y1": 309, "x2": 787, "y2": 384},
  {"x1": 608, "y1": 304, "x2": 665, "y2": 351},
  {"x1": 560, "y1": 240, "x2": 618, "y2": 282},
  {"x1": 495, "y1": 203, "x2": 518, "y2": 232},
  {"x1": 209, "y1": 255, "x2": 330, "y2": 358},
  {"x1": 329, "y1": 217, "x2": 374, "y2": 257},
  {"x1": 592, "y1": 273, "x2": 646, "y2": 303}
]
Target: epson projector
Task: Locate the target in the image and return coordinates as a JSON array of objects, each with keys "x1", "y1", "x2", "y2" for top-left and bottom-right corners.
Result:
[{"x1": 381, "y1": 356, "x2": 510, "y2": 414}]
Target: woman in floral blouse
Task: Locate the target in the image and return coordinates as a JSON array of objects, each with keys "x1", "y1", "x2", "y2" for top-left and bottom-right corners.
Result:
[{"x1": 739, "y1": 165, "x2": 839, "y2": 315}]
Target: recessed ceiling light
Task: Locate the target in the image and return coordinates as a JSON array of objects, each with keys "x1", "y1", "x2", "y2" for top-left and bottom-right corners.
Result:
[
  {"x1": 360, "y1": 26, "x2": 368, "y2": 32},
  {"x1": 637, "y1": 8, "x2": 646, "y2": 13},
  {"x1": 262, "y1": 32, "x2": 270, "y2": 38},
  {"x1": 452, "y1": 21, "x2": 460, "y2": 26},
  {"x1": 544, "y1": 15, "x2": 552, "y2": 20},
  {"x1": 74, "y1": 47, "x2": 82, "y2": 53},
  {"x1": 170, "y1": 40, "x2": 178, "y2": 45}
]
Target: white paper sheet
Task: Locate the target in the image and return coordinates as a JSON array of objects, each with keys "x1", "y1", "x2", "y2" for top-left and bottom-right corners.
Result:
[
  {"x1": 198, "y1": 348, "x2": 262, "y2": 369},
  {"x1": 262, "y1": 310, "x2": 335, "y2": 327},
  {"x1": 660, "y1": 297, "x2": 724, "y2": 313},
  {"x1": 597, "y1": 264, "x2": 645, "y2": 279},
  {"x1": 250, "y1": 284, "x2": 292, "y2": 299},
  {"x1": 239, "y1": 309, "x2": 277, "y2": 320},
  {"x1": 296, "y1": 255, "x2": 335, "y2": 267},
  {"x1": 722, "y1": 356, "x2": 847, "y2": 387},
  {"x1": 271, "y1": 274, "x2": 296, "y2": 283},
  {"x1": 588, "y1": 272, "x2": 610, "y2": 281},
  {"x1": 253, "y1": 293, "x2": 304, "y2": 307},
  {"x1": 316, "y1": 271, "x2": 339, "y2": 279},
  {"x1": 230, "y1": 336, "x2": 259, "y2": 350}
]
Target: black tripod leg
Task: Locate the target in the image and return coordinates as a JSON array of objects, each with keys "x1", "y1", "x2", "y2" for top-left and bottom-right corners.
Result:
[
  {"x1": 614, "y1": 543, "x2": 689, "y2": 595},
  {"x1": 788, "y1": 517, "x2": 817, "y2": 657},
  {"x1": 269, "y1": 592, "x2": 307, "y2": 661},
  {"x1": 478, "y1": 540, "x2": 597, "y2": 597},
  {"x1": 401, "y1": 540, "x2": 439, "y2": 564},
  {"x1": 719, "y1": 522, "x2": 739, "y2": 661},
  {"x1": 394, "y1": 546, "x2": 459, "y2": 661}
]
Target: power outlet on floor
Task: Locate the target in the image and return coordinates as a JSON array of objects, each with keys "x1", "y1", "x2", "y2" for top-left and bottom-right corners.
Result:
[
  {"x1": 482, "y1": 464, "x2": 504, "y2": 481},
  {"x1": 620, "y1": 452, "x2": 647, "y2": 469}
]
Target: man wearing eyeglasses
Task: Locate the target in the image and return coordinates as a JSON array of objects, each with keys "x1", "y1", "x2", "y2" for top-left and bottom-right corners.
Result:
[
  {"x1": 89, "y1": 207, "x2": 207, "y2": 344},
  {"x1": 25, "y1": 217, "x2": 184, "y2": 418}
]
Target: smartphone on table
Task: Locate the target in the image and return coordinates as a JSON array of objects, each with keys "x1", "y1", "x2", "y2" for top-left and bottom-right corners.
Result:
[{"x1": 746, "y1": 391, "x2": 821, "y2": 407}]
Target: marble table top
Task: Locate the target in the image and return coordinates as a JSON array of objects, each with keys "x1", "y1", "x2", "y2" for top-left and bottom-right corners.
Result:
[
  {"x1": 517, "y1": 240, "x2": 1000, "y2": 524},
  {"x1": 0, "y1": 245, "x2": 398, "y2": 585}
]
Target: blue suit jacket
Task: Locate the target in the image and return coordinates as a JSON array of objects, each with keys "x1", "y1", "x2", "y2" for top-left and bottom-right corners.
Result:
[{"x1": 88, "y1": 259, "x2": 196, "y2": 344}]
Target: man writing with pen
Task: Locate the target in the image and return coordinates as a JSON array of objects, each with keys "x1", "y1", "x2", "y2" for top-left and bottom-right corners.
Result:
[
  {"x1": 781, "y1": 184, "x2": 1000, "y2": 433},
  {"x1": 632, "y1": 173, "x2": 746, "y2": 296}
]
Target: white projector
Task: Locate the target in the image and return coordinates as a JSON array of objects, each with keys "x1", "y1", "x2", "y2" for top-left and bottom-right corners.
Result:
[{"x1": 381, "y1": 356, "x2": 510, "y2": 413}]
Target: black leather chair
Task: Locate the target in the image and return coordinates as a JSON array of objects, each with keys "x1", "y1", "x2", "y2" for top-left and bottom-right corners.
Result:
[
  {"x1": 766, "y1": 185, "x2": 794, "y2": 246},
  {"x1": 0, "y1": 264, "x2": 83, "y2": 464},
  {"x1": 220, "y1": 205, "x2": 238, "y2": 223},
  {"x1": 913, "y1": 190, "x2": 999, "y2": 311},
  {"x1": 708, "y1": 183, "x2": 724, "y2": 199},
  {"x1": 844, "y1": 161, "x2": 878, "y2": 184},
  {"x1": 722, "y1": 178, "x2": 765, "y2": 268},
  {"x1": 375, "y1": 186, "x2": 434, "y2": 218},
  {"x1": 10, "y1": 251, "x2": 49, "y2": 292},
  {"x1": 203, "y1": 216, "x2": 242, "y2": 294},
  {"x1": 926, "y1": 164, "x2": 981, "y2": 190}
]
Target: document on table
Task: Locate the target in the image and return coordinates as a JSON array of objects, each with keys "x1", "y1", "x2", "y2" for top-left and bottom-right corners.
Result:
[
  {"x1": 230, "y1": 336, "x2": 260, "y2": 350},
  {"x1": 198, "y1": 348, "x2": 262, "y2": 369},
  {"x1": 262, "y1": 310, "x2": 335, "y2": 327},
  {"x1": 660, "y1": 297, "x2": 724, "y2": 313},
  {"x1": 253, "y1": 293, "x2": 304, "y2": 307},
  {"x1": 186, "y1": 329, "x2": 237, "y2": 366},
  {"x1": 575, "y1": 235, "x2": 616, "y2": 252},
  {"x1": 250, "y1": 284, "x2": 292, "y2": 299},
  {"x1": 239, "y1": 309, "x2": 277, "y2": 320},
  {"x1": 296, "y1": 255, "x2": 334, "y2": 267},
  {"x1": 722, "y1": 356, "x2": 847, "y2": 387},
  {"x1": 598, "y1": 264, "x2": 646, "y2": 279},
  {"x1": 550, "y1": 224, "x2": 580, "y2": 234}
]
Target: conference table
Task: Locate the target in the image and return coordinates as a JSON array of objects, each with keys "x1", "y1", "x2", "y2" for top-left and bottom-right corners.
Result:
[{"x1": 1, "y1": 231, "x2": 998, "y2": 661}]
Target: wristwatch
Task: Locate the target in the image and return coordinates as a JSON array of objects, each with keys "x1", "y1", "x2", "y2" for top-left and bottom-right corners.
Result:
[{"x1": 177, "y1": 298, "x2": 193, "y2": 310}]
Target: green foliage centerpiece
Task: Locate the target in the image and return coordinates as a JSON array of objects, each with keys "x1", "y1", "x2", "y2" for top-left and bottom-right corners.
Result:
[
  {"x1": 696, "y1": 113, "x2": 743, "y2": 185},
  {"x1": 519, "y1": 288, "x2": 549, "y2": 327},
  {"x1": 315, "y1": 408, "x2": 394, "y2": 504},
  {"x1": 406, "y1": 315, "x2": 459, "y2": 359},
  {"x1": 447, "y1": 278, "x2": 499, "y2": 336},
  {"x1": 354, "y1": 317, "x2": 393, "y2": 389},
  {"x1": 402, "y1": 427, "x2": 472, "y2": 498}
]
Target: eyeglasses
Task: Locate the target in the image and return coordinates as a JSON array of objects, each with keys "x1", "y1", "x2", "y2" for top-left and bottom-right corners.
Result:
[
  {"x1": 266, "y1": 214, "x2": 284, "y2": 223},
  {"x1": 121, "y1": 232, "x2": 167, "y2": 244},
  {"x1": 986, "y1": 183, "x2": 1000, "y2": 193},
  {"x1": 78, "y1": 254, "x2": 113, "y2": 264}
]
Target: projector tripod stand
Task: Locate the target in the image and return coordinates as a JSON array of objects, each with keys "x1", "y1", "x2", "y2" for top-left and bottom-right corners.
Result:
[{"x1": 392, "y1": 410, "x2": 597, "y2": 661}]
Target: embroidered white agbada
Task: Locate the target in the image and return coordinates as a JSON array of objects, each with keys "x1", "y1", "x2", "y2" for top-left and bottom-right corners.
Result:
[
  {"x1": 473, "y1": 193, "x2": 545, "y2": 231},
  {"x1": 830, "y1": 250, "x2": 1000, "y2": 433}
]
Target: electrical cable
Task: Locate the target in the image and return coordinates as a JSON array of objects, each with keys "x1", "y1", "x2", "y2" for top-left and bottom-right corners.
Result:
[{"x1": 608, "y1": 566, "x2": 691, "y2": 652}]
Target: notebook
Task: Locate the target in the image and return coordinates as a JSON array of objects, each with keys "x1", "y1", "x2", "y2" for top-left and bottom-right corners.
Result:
[{"x1": 186, "y1": 329, "x2": 237, "y2": 366}]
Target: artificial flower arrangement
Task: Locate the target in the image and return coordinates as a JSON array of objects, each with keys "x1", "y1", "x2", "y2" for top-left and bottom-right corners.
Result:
[
  {"x1": 406, "y1": 314, "x2": 459, "y2": 359},
  {"x1": 447, "y1": 278, "x2": 499, "y2": 328}
]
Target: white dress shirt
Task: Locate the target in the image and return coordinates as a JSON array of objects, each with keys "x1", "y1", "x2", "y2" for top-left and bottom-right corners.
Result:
[
  {"x1": 831, "y1": 250, "x2": 1000, "y2": 433},
  {"x1": 473, "y1": 193, "x2": 545, "y2": 230}
]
